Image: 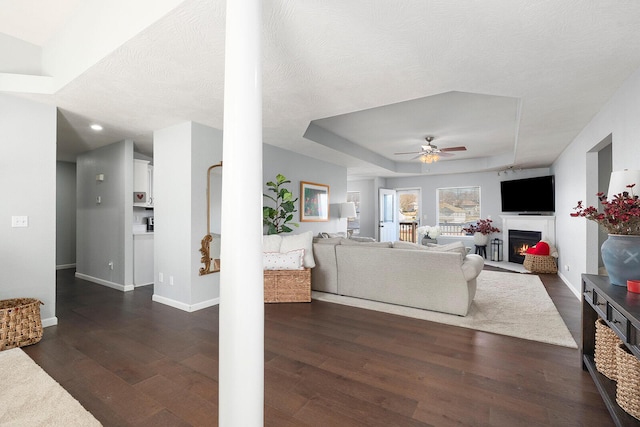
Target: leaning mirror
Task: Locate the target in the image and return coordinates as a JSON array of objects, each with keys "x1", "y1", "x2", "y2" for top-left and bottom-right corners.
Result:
[{"x1": 199, "y1": 162, "x2": 222, "y2": 275}]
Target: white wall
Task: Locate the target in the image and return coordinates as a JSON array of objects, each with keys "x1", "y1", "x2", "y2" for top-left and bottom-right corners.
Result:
[
  {"x1": 56, "y1": 161, "x2": 77, "y2": 268},
  {"x1": 553, "y1": 66, "x2": 640, "y2": 295},
  {"x1": 76, "y1": 140, "x2": 134, "y2": 290},
  {"x1": 153, "y1": 121, "x2": 222, "y2": 310},
  {"x1": 263, "y1": 144, "x2": 348, "y2": 236},
  {"x1": 0, "y1": 94, "x2": 57, "y2": 326}
]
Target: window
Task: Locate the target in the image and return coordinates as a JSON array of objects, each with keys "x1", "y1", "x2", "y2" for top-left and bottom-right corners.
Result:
[{"x1": 437, "y1": 186, "x2": 480, "y2": 235}]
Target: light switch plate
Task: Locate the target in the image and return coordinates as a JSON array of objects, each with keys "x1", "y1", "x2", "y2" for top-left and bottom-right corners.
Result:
[{"x1": 11, "y1": 216, "x2": 28, "y2": 227}]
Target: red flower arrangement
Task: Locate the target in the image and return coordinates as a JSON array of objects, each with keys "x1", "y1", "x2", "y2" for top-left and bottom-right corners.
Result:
[
  {"x1": 462, "y1": 218, "x2": 500, "y2": 235},
  {"x1": 571, "y1": 184, "x2": 640, "y2": 235}
]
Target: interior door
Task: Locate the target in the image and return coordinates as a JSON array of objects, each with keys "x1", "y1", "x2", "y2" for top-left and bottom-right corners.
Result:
[{"x1": 379, "y1": 188, "x2": 397, "y2": 242}]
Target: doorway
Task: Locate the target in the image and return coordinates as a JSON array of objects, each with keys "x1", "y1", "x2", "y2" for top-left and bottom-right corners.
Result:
[{"x1": 397, "y1": 188, "x2": 421, "y2": 242}]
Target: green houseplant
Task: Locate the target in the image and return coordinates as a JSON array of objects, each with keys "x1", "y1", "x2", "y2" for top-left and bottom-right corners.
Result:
[{"x1": 263, "y1": 174, "x2": 299, "y2": 234}]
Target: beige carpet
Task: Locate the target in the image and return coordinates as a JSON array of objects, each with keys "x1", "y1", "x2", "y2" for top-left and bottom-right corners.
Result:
[
  {"x1": 0, "y1": 347, "x2": 102, "y2": 426},
  {"x1": 312, "y1": 270, "x2": 578, "y2": 348}
]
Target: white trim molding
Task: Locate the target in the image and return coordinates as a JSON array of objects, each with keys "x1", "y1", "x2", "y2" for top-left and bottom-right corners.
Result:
[
  {"x1": 151, "y1": 294, "x2": 220, "y2": 312},
  {"x1": 74, "y1": 272, "x2": 134, "y2": 292}
]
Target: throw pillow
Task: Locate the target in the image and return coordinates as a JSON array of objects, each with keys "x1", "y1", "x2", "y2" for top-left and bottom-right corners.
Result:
[
  {"x1": 263, "y1": 249, "x2": 305, "y2": 270},
  {"x1": 280, "y1": 230, "x2": 315, "y2": 268},
  {"x1": 263, "y1": 234, "x2": 282, "y2": 252},
  {"x1": 526, "y1": 241, "x2": 550, "y2": 256}
]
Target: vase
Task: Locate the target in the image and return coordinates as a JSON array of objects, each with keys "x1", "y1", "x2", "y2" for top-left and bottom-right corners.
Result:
[
  {"x1": 601, "y1": 234, "x2": 640, "y2": 286},
  {"x1": 473, "y1": 232, "x2": 489, "y2": 246}
]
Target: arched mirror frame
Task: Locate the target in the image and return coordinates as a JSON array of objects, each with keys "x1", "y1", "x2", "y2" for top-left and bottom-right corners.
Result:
[{"x1": 199, "y1": 162, "x2": 222, "y2": 275}]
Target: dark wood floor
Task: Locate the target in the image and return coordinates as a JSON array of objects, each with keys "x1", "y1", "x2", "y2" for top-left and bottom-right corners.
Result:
[{"x1": 22, "y1": 267, "x2": 613, "y2": 426}]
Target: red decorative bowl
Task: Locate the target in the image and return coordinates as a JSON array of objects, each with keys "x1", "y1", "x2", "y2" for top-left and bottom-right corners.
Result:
[{"x1": 628, "y1": 280, "x2": 640, "y2": 294}]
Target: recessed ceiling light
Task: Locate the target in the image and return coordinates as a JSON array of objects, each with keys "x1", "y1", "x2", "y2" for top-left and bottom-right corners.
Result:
[{"x1": 90, "y1": 124, "x2": 103, "y2": 131}]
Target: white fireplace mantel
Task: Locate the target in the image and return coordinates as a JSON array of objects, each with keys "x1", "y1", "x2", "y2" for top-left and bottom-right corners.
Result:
[{"x1": 499, "y1": 215, "x2": 556, "y2": 246}]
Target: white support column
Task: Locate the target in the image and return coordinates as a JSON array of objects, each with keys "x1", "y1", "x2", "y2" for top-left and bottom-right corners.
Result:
[{"x1": 219, "y1": 0, "x2": 263, "y2": 425}]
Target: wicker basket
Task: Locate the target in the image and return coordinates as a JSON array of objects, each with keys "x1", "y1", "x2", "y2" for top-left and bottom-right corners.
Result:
[
  {"x1": 616, "y1": 343, "x2": 640, "y2": 420},
  {"x1": 264, "y1": 269, "x2": 311, "y2": 303},
  {"x1": 523, "y1": 254, "x2": 558, "y2": 273},
  {"x1": 595, "y1": 318, "x2": 622, "y2": 381},
  {"x1": 0, "y1": 298, "x2": 43, "y2": 351}
]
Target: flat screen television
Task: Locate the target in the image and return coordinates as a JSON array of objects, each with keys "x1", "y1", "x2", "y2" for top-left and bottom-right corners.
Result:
[{"x1": 500, "y1": 175, "x2": 555, "y2": 213}]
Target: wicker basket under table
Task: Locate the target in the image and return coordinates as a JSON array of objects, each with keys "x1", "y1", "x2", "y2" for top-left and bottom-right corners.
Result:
[
  {"x1": 0, "y1": 298, "x2": 43, "y2": 351},
  {"x1": 616, "y1": 343, "x2": 640, "y2": 420},
  {"x1": 595, "y1": 318, "x2": 622, "y2": 381},
  {"x1": 264, "y1": 268, "x2": 311, "y2": 303},
  {"x1": 523, "y1": 254, "x2": 558, "y2": 273}
]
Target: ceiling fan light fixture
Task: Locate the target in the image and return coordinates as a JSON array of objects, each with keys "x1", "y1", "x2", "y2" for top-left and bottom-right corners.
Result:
[{"x1": 420, "y1": 153, "x2": 439, "y2": 164}]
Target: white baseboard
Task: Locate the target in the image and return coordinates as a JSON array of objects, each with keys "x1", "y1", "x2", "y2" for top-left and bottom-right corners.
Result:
[
  {"x1": 152, "y1": 294, "x2": 219, "y2": 312},
  {"x1": 75, "y1": 272, "x2": 135, "y2": 292},
  {"x1": 558, "y1": 272, "x2": 581, "y2": 299},
  {"x1": 56, "y1": 263, "x2": 76, "y2": 270},
  {"x1": 42, "y1": 317, "x2": 58, "y2": 327}
]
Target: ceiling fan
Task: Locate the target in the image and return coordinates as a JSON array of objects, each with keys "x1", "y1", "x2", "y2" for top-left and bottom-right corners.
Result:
[{"x1": 394, "y1": 136, "x2": 467, "y2": 163}]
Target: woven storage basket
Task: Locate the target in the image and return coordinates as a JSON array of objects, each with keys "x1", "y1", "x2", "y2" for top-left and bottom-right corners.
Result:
[
  {"x1": 616, "y1": 343, "x2": 640, "y2": 420},
  {"x1": 0, "y1": 298, "x2": 43, "y2": 351},
  {"x1": 595, "y1": 318, "x2": 622, "y2": 380},
  {"x1": 523, "y1": 254, "x2": 558, "y2": 273},
  {"x1": 264, "y1": 268, "x2": 311, "y2": 303}
]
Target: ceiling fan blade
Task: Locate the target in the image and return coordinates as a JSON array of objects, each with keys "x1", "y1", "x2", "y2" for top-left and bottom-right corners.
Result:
[
  {"x1": 440, "y1": 146, "x2": 467, "y2": 152},
  {"x1": 410, "y1": 153, "x2": 425, "y2": 160},
  {"x1": 394, "y1": 151, "x2": 422, "y2": 155}
]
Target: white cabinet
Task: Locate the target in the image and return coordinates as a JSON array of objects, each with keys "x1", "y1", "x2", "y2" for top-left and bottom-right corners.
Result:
[
  {"x1": 134, "y1": 159, "x2": 153, "y2": 207},
  {"x1": 133, "y1": 233, "x2": 154, "y2": 286}
]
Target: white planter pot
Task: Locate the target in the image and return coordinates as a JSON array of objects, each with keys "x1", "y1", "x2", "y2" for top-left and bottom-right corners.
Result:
[{"x1": 473, "y1": 232, "x2": 489, "y2": 246}]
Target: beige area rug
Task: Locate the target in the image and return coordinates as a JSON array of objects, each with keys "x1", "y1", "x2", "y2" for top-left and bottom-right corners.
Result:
[
  {"x1": 312, "y1": 270, "x2": 578, "y2": 348},
  {"x1": 0, "y1": 348, "x2": 102, "y2": 426}
]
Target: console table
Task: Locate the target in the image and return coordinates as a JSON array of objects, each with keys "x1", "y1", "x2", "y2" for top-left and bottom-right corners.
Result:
[{"x1": 582, "y1": 274, "x2": 640, "y2": 426}]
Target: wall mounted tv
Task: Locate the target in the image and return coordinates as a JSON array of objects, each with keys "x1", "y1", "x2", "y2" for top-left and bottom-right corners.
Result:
[{"x1": 500, "y1": 175, "x2": 555, "y2": 213}]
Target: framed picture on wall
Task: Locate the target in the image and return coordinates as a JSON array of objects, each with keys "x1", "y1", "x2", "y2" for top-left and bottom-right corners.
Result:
[{"x1": 300, "y1": 181, "x2": 329, "y2": 222}]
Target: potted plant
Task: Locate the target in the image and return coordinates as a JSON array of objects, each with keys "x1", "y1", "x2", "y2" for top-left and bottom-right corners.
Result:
[
  {"x1": 571, "y1": 184, "x2": 640, "y2": 285},
  {"x1": 417, "y1": 225, "x2": 441, "y2": 245},
  {"x1": 263, "y1": 174, "x2": 299, "y2": 235},
  {"x1": 462, "y1": 218, "x2": 500, "y2": 246}
]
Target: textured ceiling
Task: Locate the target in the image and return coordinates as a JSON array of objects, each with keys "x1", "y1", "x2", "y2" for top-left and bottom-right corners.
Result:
[{"x1": 3, "y1": 0, "x2": 640, "y2": 178}]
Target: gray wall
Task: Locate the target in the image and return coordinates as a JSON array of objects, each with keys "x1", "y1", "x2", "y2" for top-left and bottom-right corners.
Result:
[
  {"x1": 153, "y1": 121, "x2": 223, "y2": 310},
  {"x1": 56, "y1": 161, "x2": 76, "y2": 268},
  {"x1": 263, "y1": 144, "x2": 348, "y2": 236},
  {"x1": 385, "y1": 168, "x2": 551, "y2": 232},
  {"x1": 0, "y1": 94, "x2": 57, "y2": 325},
  {"x1": 346, "y1": 179, "x2": 378, "y2": 238},
  {"x1": 76, "y1": 140, "x2": 134, "y2": 290},
  {"x1": 553, "y1": 65, "x2": 640, "y2": 296}
]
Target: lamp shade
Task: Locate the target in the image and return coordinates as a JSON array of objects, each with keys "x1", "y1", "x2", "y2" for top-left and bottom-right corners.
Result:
[
  {"x1": 607, "y1": 169, "x2": 640, "y2": 199},
  {"x1": 340, "y1": 202, "x2": 357, "y2": 219}
]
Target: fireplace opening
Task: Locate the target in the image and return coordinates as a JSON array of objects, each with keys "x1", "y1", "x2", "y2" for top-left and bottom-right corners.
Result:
[{"x1": 509, "y1": 230, "x2": 542, "y2": 264}]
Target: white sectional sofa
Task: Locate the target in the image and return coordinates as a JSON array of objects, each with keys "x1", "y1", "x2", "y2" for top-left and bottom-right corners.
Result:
[{"x1": 311, "y1": 238, "x2": 484, "y2": 316}]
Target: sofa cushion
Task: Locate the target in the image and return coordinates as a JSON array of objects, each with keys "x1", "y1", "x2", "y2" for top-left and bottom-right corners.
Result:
[
  {"x1": 313, "y1": 237, "x2": 343, "y2": 245},
  {"x1": 340, "y1": 239, "x2": 392, "y2": 248},
  {"x1": 392, "y1": 241, "x2": 429, "y2": 250},
  {"x1": 281, "y1": 231, "x2": 315, "y2": 268},
  {"x1": 263, "y1": 249, "x2": 304, "y2": 270},
  {"x1": 424, "y1": 241, "x2": 468, "y2": 259}
]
